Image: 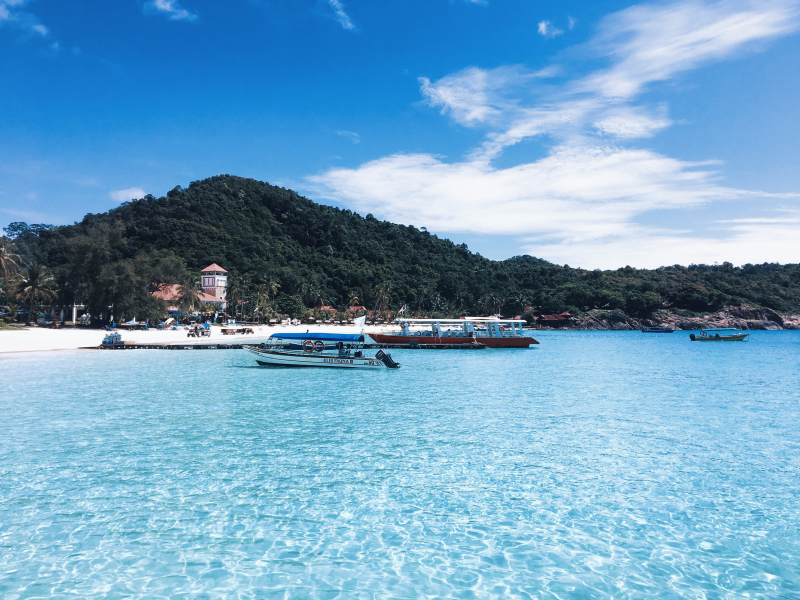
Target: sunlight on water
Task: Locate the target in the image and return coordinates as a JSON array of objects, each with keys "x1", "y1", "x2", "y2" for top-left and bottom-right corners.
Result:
[{"x1": 1, "y1": 331, "x2": 799, "y2": 598}]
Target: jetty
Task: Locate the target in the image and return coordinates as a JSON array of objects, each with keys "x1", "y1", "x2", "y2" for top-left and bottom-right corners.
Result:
[{"x1": 83, "y1": 341, "x2": 487, "y2": 350}]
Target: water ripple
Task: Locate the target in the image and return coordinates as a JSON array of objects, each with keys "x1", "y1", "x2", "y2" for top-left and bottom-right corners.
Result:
[{"x1": 1, "y1": 331, "x2": 799, "y2": 598}]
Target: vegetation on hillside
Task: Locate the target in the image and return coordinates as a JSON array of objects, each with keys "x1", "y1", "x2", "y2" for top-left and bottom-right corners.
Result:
[{"x1": 3, "y1": 175, "x2": 799, "y2": 323}]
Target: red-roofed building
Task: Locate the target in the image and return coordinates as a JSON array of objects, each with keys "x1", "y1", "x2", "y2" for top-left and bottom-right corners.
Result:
[
  {"x1": 150, "y1": 284, "x2": 182, "y2": 302},
  {"x1": 201, "y1": 263, "x2": 227, "y2": 273},
  {"x1": 535, "y1": 313, "x2": 573, "y2": 328},
  {"x1": 150, "y1": 280, "x2": 226, "y2": 311},
  {"x1": 200, "y1": 263, "x2": 228, "y2": 304}
]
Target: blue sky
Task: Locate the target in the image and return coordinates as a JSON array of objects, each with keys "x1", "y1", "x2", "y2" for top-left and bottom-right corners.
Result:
[{"x1": 1, "y1": 0, "x2": 799, "y2": 268}]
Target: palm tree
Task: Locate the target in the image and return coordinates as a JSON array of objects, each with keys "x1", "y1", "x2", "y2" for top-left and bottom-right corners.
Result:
[
  {"x1": 12, "y1": 263, "x2": 57, "y2": 326},
  {"x1": 266, "y1": 279, "x2": 281, "y2": 300},
  {"x1": 374, "y1": 282, "x2": 392, "y2": 317},
  {"x1": 348, "y1": 291, "x2": 360, "y2": 306},
  {"x1": 4, "y1": 302, "x2": 20, "y2": 322},
  {"x1": 0, "y1": 239, "x2": 21, "y2": 283},
  {"x1": 415, "y1": 286, "x2": 428, "y2": 314},
  {"x1": 299, "y1": 281, "x2": 322, "y2": 308},
  {"x1": 253, "y1": 284, "x2": 270, "y2": 324},
  {"x1": 479, "y1": 292, "x2": 501, "y2": 316},
  {"x1": 179, "y1": 279, "x2": 204, "y2": 316}
]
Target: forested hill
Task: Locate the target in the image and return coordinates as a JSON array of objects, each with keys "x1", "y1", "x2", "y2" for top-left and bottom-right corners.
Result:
[{"x1": 10, "y1": 174, "x2": 800, "y2": 318}]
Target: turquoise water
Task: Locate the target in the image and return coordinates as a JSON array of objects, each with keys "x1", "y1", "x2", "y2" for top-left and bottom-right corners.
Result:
[{"x1": 2, "y1": 331, "x2": 799, "y2": 599}]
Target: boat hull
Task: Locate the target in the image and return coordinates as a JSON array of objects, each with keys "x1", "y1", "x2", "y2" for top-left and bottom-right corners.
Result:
[
  {"x1": 246, "y1": 347, "x2": 387, "y2": 368},
  {"x1": 369, "y1": 333, "x2": 537, "y2": 347},
  {"x1": 690, "y1": 333, "x2": 749, "y2": 341}
]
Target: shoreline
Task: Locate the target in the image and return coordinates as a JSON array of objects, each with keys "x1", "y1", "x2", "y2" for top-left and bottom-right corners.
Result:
[
  {"x1": 0, "y1": 324, "x2": 390, "y2": 355},
  {"x1": 541, "y1": 306, "x2": 800, "y2": 331}
]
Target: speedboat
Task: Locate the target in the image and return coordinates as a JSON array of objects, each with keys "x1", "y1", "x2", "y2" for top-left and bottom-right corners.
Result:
[
  {"x1": 641, "y1": 326, "x2": 674, "y2": 333},
  {"x1": 689, "y1": 328, "x2": 749, "y2": 341},
  {"x1": 243, "y1": 332, "x2": 400, "y2": 369},
  {"x1": 369, "y1": 318, "x2": 538, "y2": 348}
]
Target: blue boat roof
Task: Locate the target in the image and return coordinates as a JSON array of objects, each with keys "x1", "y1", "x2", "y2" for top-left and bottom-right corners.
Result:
[{"x1": 269, "y1": 332, "x2": 365, "y2": 342}]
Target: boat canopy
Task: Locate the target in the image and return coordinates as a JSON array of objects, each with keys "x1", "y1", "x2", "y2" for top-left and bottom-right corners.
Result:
[
  {"x1": 269, "y1": 332, "x2": 365, "y2": 342},
  {"x1": 701, "y1": 328, "x2": 737, "y2": 332}
]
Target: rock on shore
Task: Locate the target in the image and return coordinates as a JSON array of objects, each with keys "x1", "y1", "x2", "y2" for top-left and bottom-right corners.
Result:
[{"x1": 564, "y1": 306, "x2": 800, "y2": 331}]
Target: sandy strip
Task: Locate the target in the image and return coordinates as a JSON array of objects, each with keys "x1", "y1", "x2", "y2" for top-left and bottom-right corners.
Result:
[{"x1": 0, "y1": 324, "x2": 392, "y2": 354}]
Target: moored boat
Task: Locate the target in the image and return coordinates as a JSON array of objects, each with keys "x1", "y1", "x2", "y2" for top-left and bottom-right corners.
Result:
[
  {"x1": 641, "y1": 326, "x2": 674, "y2": 333},
  {"x1": 369, "y1": 318, "x2": 538, "y2": 348},
  {"x1": 689, "y1": 328, "x2": 749, "y2": 341},
  {"x1": 243, "y1": 332, "x2": 400, "y2": 368}
]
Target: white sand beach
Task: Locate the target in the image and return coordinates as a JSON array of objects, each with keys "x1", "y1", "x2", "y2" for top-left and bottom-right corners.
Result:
[{"x1": 0, "y1": 324, "x2": 389, "y2": 354}]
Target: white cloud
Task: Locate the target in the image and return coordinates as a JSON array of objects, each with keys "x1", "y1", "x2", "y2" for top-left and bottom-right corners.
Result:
[
  {"x1": 593, "y1": 107, "x2": 672, "y2": 138},
  {"x1": 581, "y1": 0, "x2": 799, "y2": 99},
  {"x1": 328, "y1": 0, "x2": 355, "y2": 30},
  {"x1": 420, "y1": 68, "x2": 505, "y2": 127},
  {"x1": 336, "y1": 130, "x2": 360, "y2": 144},
  {"x1": 538, "y1": 20, "x2": 563, "y2": 38},
  {"x1": 310, "y1": 143, "x2": 746, "y2": 239},
  {"x1": 310, "y1": 145, "x2": 799, "y2": 268},
  {"x1": 309, "y1": 0, "x2": 800, "y2": 267},
  {"x1": 148, "y1": 0, "x2": 197, "y2": 21},
  {"x1": 110, "y1": 187, "x2": 146, "y2": 203},
  {"x1": 522, "y1": 211, "x2": 800, "y2": 269},
  {"x1": 0, "y1": 0, "x2": 50, "y2": 37},
  {"x1": 419, "y1": 66, "x2": 554, "y2": 128}
]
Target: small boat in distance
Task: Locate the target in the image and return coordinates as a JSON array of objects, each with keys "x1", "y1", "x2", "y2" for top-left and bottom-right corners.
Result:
[
  {"x1": 368, "y1": 318, "x2": 538, "y2": 348},
  {"x1": 641, "y1": 326, "x2": 674, "y2": 333},
  {"x1": 689, "y1": 328, "x2": 749, "y2": 342},
  {"x1": 243, "y1": 332, "x2": 400, "y2": 368}
]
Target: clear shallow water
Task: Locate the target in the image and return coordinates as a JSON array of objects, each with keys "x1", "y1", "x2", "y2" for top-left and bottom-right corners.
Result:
[{"x1": 1, "y1": 331, "x2": 799, "y2": 599}]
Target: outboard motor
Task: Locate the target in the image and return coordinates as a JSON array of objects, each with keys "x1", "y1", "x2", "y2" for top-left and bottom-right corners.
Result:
[{"x1": 375, "y1": 349, "x2": 400, "y2": 369}]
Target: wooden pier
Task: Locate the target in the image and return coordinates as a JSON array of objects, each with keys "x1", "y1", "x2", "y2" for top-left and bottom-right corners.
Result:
[{"x1": 84, "y1": 342, "x2": 487, "y2": 351}]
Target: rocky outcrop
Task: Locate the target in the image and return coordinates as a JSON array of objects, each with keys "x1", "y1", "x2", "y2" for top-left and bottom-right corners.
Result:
[{"x1": 560, "y1": 306, "x2": 799, "y2": 331}]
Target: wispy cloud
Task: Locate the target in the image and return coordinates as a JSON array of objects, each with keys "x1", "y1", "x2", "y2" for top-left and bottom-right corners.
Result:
[
  {"x1": 147, "y1": 0, "x2": 197, "y2": 22},
  {"x1": 419, "y1": 66, "x2": 554, "y2": 128},
  {"x1": 522, "y1": 210, "x2": 800, "y2": 268},
  {"x1": 538, "y1": 20, "x2": 563, "y2": 38},
  {"x1": 0, "y1": 0, "x2": 51, "y2": 38},
  {"x1": 581, "y1": 0, "x2": 798, "y2": 99},
  {"x1": 310, "y1": 0, "x2": 800, "y2": 268},
  {"x1": 109, "y1": 187, "x2": 146, "y2": 202},
  {"x1": 593, "y1": 106, "x2": 672, "y2": 138},
  {"x1": 337, "y1": 130, "x2": 360, "y2": 144},
  {"x1": 328, "y1": 0, "x2": 355, "y2": 30}
]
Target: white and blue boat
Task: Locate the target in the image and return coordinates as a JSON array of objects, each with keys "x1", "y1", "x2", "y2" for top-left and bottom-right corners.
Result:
[{"x1": 243, "y1": 332, "x2": 400, "y2": 369}]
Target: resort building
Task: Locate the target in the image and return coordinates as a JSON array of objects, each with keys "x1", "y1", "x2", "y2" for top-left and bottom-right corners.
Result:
[
  {"x1": 201, "y1": 264, "x2": 227, "y2": 303},
  {"x1": 149, "y1": 263, "x2": 229, "y2": 314},
  {"x1": 535, "y1": 311, "x2": 574, "y2": 328}
]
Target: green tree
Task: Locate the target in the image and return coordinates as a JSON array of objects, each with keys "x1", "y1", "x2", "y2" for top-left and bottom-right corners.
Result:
[
  {"x1": 266, "y1": 279, "x2": 281, "y2": 300},
  {"x1": 12, "y1": 263, "x2": 57, "y2": 325},
  {"x1": 374, "y1": 281, "x2": 392, "y2": 317},
  {"x1": 0, "y1": 239, "x2": 22, "y2": 283}
]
